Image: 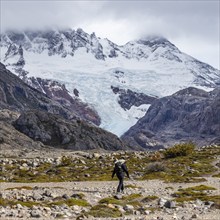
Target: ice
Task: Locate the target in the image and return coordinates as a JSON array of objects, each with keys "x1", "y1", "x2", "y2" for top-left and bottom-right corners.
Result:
[{"x1": 1, "y1": 32, "x2": 219, "y2": 137}]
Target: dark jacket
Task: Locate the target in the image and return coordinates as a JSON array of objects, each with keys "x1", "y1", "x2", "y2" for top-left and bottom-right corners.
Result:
[{"x1": 112, "y1": 160, "x2": 129, "y2": 179}]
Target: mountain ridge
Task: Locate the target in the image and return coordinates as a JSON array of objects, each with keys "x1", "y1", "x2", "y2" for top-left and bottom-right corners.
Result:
[
  {"x1": 122, "y1": 87, "x2": 220, "y2": 149},
  {"x1": 1, "y1": 28, "x2": 219, "y2": 136}
]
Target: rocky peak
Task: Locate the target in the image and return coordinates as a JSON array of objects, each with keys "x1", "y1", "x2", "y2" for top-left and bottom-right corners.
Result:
[
  {"x1": 1, "y1": 28, "x2": 107, "y2": 60},
  {"x1": 111, "y1": 86, "x2": 157, "y2": 110},
  {"x1": 122, "y1": 87, "x2": 220, "y2": 149},
  {"x1": 173, "y1": 87, "x2": 209, "y2": 98},
  {"x1": 4, "y1": 44, "x2": 18, "y2": 60},
  {"x1": 138, "y1": 36, "x2": 175, "y2": 47}
]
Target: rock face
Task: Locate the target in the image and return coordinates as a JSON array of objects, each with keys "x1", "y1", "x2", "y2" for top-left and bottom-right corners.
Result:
[
  {"x1": 1, "y1": 29, "x2": 107, "y2": 60},
  {"x1": 0, "y1": 63, "x2": 100, "y2": 125},
  {"x1": 14, "y1": 110, "x2": 126, "y2": 151},
  {"x1": 122, "y1": 87, "x2": 220, "y2": 149},
  {"x1": 0, "y1": 62, "x2": 73, "y2": 118},
  {"x1": 0, "y1": 110, "x2": 44, "y2": 150},
  {"x1": 111, "y1": 86, "x2": 157, "y2": 110},
  {"x1": 27, "y1": 77, "x2": 101, "y2": 125}
]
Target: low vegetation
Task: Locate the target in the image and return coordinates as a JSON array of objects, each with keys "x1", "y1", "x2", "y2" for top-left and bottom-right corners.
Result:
[
  {"x1": 86, "y1": 204, "x2": 122, "y2": 218},
  {"x1": 173, "y1": 184, "x2": 219, "y2": 208},
  {"x1": 0, "y1": 196, "x2": 89, "y2": 208},
  {"x1": 5, "y1": 186, "x2": 33, "y2": 190},
  {"x1": 1, "y1": 144, "x2": 219, "y2": 183},
  {"x1": 49, "y1": 198, "x2": 90, "y2": 207},
  {"x1": 163, "y1": 142, "x2": 195, "y2": 158}
]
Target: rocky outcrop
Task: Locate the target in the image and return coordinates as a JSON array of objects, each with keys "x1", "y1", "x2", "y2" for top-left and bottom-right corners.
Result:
[
  {"x1": 0, "y1": 109, "x2": 45, "y2": 151},
  {"x1": 122, "y1": 87, "x2": 220, "y2": 149},
  {"x1": 14, "y1": 110, "x2": 126, "y2": 151},
  {"x1": 1, "y1": 29, "x2": 108, "y2": 60},
  {"x1": 111, "y1": 86, "x2": 157, "y2": 110},
  {"x1": 28, "y1": 77, "x2": 101, "y2": 125},
  {"x1": 0, "y1": 62, "x2": 75, "y2": 119}
]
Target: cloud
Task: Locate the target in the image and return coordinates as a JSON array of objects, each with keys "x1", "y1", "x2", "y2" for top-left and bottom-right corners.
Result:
[{"x1": 1, "y1": 0, "x2": 219, "y2": 68}]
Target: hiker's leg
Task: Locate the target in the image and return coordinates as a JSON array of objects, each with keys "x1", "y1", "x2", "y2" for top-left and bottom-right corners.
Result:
[
  {"x1": 117, "y1": 178, "x2": 123, "y2": 192},
  {"x1": 121, "y1": 178, "x2": 124, "y2": 192}
]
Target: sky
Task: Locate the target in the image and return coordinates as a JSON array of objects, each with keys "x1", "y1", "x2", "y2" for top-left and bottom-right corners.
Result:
[{"x1": 1, "y1": 0, "x2": 219, "y2": 69}]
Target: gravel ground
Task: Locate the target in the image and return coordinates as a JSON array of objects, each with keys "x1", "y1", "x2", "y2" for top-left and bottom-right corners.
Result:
[{"x1": 1, "y1": 178, "x2": 219, "y2": 220}]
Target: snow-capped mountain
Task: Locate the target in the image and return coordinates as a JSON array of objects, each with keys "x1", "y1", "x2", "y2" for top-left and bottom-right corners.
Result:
[{"x1": 1, "y1": 28, "x2": 219, "y2": 136}]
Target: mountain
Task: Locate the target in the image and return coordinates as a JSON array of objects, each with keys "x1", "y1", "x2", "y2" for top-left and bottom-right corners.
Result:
[
  {"x1": 14, "y1": 110, "x2": 127, "y2": 151},
  {"x1": 1, "y1": 28, "x2": 220, "y2": 136},
  {"x1": 122, "y1": 87, "x2": 220, "y2": 149},
  {"x1": 0, "y1": 62, "x2": 100, "y2": 124},
  {"x1": 0, "y1": 63, "x2": 129, "y2": 151}
]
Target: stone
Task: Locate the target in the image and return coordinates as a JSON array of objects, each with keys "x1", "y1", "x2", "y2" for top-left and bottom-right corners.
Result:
[
  {"x1": 107, "y1": 204, "x2": 115, "y2": 209},
  {"x1": 44, "y1": 207, "x2": 51, "y2": 212},
  {"x1": 134, "y1": 210, "x2": 141, "y2": 215},
  {"x1": 33, "y1": 192, "x2": 42, "y2": 201},
  {"x1": 44, "y1": 190, "x2": 51, "y2": 197},
  {"x1": 50, "y1": 192, "x2": 59, "y2": 199},
  {"x1": 204, "y1": 201, "x2": 214, "y2": 207},
  {"x1": 123, "y1": 204, "x2": 134, "y2": 212},
  {"x1": 62, "y1": 194, "x2": 70, "y2": 200},
  {"x1": 16, "y1": 204, "x2": 23, "y2": 209},
  {"x1": 164, "y1": 200, "x2": 176, "y2": 208},
  {"x1": 144, "y1": 210, "x2": 150, "y2": 215},
  {"x1": 158, "y1": 198, "x2": 167, "y2": 207},
  {"x1": 30, "y1": 210, "x2": 41, "y2": 218},
  {"x1": 114, "y1": 194, "x2": 123, "y2": 200},
  {"x1": 191, "y1": 214, "x2": 198, "y2": 218},
  {"x1": 93, "y1": 153, "x2": 101, "y2": 158}
]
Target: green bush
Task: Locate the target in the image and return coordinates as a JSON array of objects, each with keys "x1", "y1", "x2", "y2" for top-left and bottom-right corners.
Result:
[
  {"x1": 60, "y1": 156, "x2": 72, "y2": 166},
  {"x1": 164, "y1": 143, "x2": 195, "y2": 159},
  {"x1": 145, "y1": 162, "x2": 166, "y2": 173},
  {"x1": 88, "y1": 204, "x2": 122, "y2": 218}
]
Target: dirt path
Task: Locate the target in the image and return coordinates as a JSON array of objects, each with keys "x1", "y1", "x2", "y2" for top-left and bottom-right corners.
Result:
[{"x1": 1, "y1": 178, "x2": 220, "y2": 220}]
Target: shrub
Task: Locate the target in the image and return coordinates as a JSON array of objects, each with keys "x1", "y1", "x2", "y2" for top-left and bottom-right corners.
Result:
[
  {"x1": 149, "y1": 151, "x2": 163, "y2": 161},
  {"x1": 60, "y1": 156, "x2": 72, "y2": 166},
  {"x1": 88, "y1": 204, "x2": 122, "y2": 218},
  {"x1": 164, "y1": 142, "x2": 195, "y2": 159},
  {"x1": 145, "y1": 162, "x2": 166, "y2": 173}
]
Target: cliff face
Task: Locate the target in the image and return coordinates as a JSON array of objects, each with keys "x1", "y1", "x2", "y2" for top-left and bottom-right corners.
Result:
[
  {"x1": 14, "y1": 110, "x2": 127, "y2": 151},
  {"x1": 0, "y1": 62, "x2": 75, "y2": 119},
  {"x1": 122, "y1": 87, "x2": 220, "y2": 149}
]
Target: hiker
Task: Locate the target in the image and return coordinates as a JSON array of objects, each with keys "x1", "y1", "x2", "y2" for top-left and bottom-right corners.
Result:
[{"x1": 112, "y1": 158, "x2": 130, "y2": 193}]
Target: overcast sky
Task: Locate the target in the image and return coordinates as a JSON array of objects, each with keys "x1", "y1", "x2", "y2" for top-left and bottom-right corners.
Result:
[{"x1": 1, "y1": 0, "x2": 219, "y2": 69}]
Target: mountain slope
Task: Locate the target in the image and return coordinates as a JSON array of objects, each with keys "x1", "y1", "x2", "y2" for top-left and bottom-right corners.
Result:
[
  {"x1": 122, "y1": 87, "x2": 220, "y2": 149},
  {"x1": 1, "y1": 29, "x2": 219, "y2": 136},
  {"x1": 0, "y1": 63, "x2": 130, "y2": 151},
  {"x1": 0, "y1": 62, "x2": 100, "y2": 124},
  {"x1": 14, "y1": 110, "x2": 126, "y2": 151}
]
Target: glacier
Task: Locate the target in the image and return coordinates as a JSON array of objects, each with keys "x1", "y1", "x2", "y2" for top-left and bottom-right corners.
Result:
[{"x1": 0, "y1": 29, "x2": 219, "y2": 136}]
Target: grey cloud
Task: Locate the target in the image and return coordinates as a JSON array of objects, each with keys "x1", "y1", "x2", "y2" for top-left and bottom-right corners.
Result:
[{"x1": 1, "y1": 0, "x2": 219, "y2": 68}]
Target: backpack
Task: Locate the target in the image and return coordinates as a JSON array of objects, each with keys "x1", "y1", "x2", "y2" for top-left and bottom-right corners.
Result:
[{"x1": 115, "y1": 161, "x2": 123, "y2": 173}]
